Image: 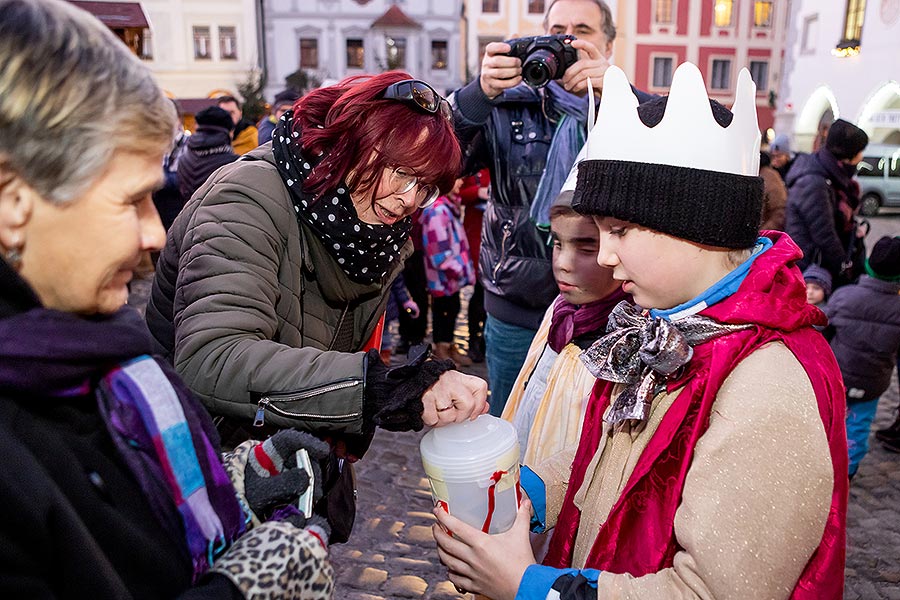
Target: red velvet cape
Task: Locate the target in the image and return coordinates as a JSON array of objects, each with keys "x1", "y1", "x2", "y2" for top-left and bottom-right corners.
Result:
[{"x1": 543, "y1": 232, "x2": 848, "y2": 599}]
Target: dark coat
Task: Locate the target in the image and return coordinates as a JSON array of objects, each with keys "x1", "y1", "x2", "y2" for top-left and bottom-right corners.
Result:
[
  {"x1": 824, "y1": 276, "x2": 900, "y2": 402},
  {"x1": 0, "y1": 261, "x2": 239, "y2": 599},
  {"x1": 177, "y1": 126, "x2": 238, "y2": 201},
  {"x1": 452, "y1": 80, "x2": 653, "y2": 329},
  {"x1": 784, "y1": 149, "x2": 854, "y2": 277}
]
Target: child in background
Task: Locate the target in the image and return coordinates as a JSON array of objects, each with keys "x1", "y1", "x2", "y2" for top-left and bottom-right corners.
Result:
[
  {"x1": 380, "y1": 274, "x2": 420, "y2": 364},
  {"x1": 824, "y1": 236, "x2": 900, "y2": 477},
  {"x1": 433, "y1": 63, "x2": 847, "y2": 600},
  {"x1": 421, "y1": 178, "x2": 476, "y2": 368},
  {"x1": 803, "y1": 264, "x2": 832, "y2": 309},
  {"x1": 459, "y1": 168, "x2": 490, "y2": 363},
  {"x1": 502, "y1": 190, "x2": 628, "y2": 465}
]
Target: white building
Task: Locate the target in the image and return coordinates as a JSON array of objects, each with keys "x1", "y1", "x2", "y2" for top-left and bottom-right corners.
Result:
[
  {"x1": 263, "y1": 0, "x2": 464, "y2": 99},
  {"x1": 776, "y1": 0, "x2": 900, "y2": 151},
  {"x1": 70, "y1": 0, "x2": 261, "y2": 101}
]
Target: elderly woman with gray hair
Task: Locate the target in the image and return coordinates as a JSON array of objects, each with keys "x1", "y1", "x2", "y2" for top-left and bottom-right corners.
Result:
[{"x1": 0, "y1": 1, "x2": 333, "y2": 598}]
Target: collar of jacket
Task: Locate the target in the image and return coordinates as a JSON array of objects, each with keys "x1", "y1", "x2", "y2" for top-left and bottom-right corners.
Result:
[
  {"x1": 298, "y1": 222, "x2": 412, "y2": 305},
  {"x1": 0, "y1": 257, "x2": 41, "y2": 318},
  {"x1": 859, "y1": 274, "x2": 900, "y2": 293}
]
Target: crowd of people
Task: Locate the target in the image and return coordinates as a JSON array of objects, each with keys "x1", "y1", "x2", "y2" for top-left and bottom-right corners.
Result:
[{"x1": 1, "y1": 0, "x2": 898, "y2": 599}]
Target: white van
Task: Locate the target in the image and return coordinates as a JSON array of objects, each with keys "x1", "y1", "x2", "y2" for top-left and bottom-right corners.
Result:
[{"x1": 857, "y1": 144, "x2": 900, "y2": 216}]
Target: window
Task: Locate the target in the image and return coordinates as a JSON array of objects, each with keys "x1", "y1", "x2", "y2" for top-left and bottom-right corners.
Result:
[
  {"x1": 482, "y1": 0, "x2": 499, "y2": 13},
  {"x1": 528, "y1": 0, "x2": 544, "y2": 13},
  {"x1": 346, "y1": 39, "x2": 364, "y2": 68},
  {"x1": 749, "y1": 60, "x2": 769, "y2": 90},
  {"x1": 652, "y1": 57, "x2": 673, "y2": 88},
  {"x1": 219, "y1": 26, "x2": 237, "y2": 60},
  {"x1": 300, "y1": 38, "x2": 318, "y2": 69},
  {"x1": 139, "y1": 27, "x2": 153, "y2": 60},
  {"x1": 386, "y1": 36, "x2": 406, "y2": 69},
  {"x1": 714, "y1": 0, "x2": 733, "y2": 27},
  {"x1": 710, "y1": 58, "x2": 731, "y2": 89},
  {"x1": 431, "y1": 40, "x2": 448, "y2": 70},
  {"x1": 754, "y1": 1, "x2": 773, "y2": 27},
  {"x1": 193, "y1": 26, "x2": 211, "y2": 60},
  {"x1": 656, "y1": 0, "x2": 674, "y2": 23},
  {"x1": 841, "y1": 0, "x2": 867, "y2": 43},
  {"x1": 801, "y1": 14, "x2": 819, "y2": 53},
  {"x1": 857, "y1": 156, "x2": 884, "y2": 177}
]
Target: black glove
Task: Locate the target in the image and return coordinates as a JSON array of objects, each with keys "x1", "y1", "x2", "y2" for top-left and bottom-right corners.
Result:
[
  {"x1": 363, "y1": 343, "x2": 455, "y2": 432},
  {"x1": 244, "y1": 429, "x2": 331, "y2": 525}
]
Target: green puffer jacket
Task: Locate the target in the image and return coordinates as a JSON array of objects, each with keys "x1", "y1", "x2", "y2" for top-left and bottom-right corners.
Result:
[{"x1": 146, "y1": 144, "x2": 411, "y2": 434}]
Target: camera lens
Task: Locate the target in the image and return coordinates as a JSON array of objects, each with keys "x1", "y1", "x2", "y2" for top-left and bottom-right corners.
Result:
[{"x1": 522, "y1": 49, "x2": 559, "y2": 88}]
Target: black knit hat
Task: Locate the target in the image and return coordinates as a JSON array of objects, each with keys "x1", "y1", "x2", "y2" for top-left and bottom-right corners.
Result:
[
  {"x1": 195, "y1": 106, "x2": 234, "y2": 131},
  {"x1": 572, "y1": 96, "x2": 764, "y2": 249},
  {"x1": 273, "y1": 89, "x2": 301, "y2": 110},
  {"x1": 825, "y1": 119, "x2": 869, "y2": 160},
  {"x1": 866, "y1": 236, "x2": 900, "y2": 281}
]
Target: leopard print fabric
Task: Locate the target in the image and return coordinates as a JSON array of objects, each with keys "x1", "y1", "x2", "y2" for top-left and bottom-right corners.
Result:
[
  {"x1": 211, "y1": 520, "x2": 334, "y2": 599},
  {"x1": 222, "y1": 440, "x2": 262, "y2": 527}
]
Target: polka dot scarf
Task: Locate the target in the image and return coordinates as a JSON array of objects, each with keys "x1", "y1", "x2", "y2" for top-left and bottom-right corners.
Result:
[{"x1": 271, "y1": 111, "x2": 412, "y2": 285}]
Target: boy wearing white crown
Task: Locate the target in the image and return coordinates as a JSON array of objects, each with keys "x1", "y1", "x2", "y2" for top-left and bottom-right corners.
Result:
[{"x1": 432, "y1": 63, "x2": 847, "y2": 600}]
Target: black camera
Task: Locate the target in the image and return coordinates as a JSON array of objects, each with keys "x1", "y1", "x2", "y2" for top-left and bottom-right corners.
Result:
[{"x1": 504, "y1": 34, "x2": 578, "y2": 88}]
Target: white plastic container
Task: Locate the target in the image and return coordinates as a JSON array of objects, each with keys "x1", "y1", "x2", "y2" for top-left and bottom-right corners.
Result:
[{"x1": 420, "y1": 414, "x2": 521, "y2": 534}]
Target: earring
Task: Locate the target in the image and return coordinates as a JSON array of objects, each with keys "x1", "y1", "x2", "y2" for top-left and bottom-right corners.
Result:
[{"x1": 3, "y1": 237, "x2": 22, "y2": 268}]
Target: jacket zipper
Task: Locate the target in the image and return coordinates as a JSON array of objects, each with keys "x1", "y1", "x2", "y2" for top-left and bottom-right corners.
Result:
[
  {"x1": 253, "y1": 379, "x2": 362, "y2": 427},
  {"x1": 328, "y1": 303, "x2": 351, "y2": 351},
  {"x1": 491, "y1": 221, "x2": 513, "y2": 283}
]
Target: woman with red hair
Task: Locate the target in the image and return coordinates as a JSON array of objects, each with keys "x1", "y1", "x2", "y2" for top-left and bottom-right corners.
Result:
[{"x1": 146, "y1": 72, "x2": 488, "y2": 536}]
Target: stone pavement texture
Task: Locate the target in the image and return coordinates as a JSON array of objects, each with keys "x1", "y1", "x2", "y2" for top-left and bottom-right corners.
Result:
[{"x1": 128, "y1": 213, "x2": 900, "y2": 598}]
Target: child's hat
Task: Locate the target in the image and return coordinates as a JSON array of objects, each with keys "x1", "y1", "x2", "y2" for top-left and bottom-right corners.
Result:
[
  {"x1": 802, "y1": 264, "x2": 832, "y2": 298},
  {"x1": 866, "y1": 236, "x2": 900, "y2": 281},
  {"x1": 567, "y1": 62, "x2": 763, "y2": 249}
]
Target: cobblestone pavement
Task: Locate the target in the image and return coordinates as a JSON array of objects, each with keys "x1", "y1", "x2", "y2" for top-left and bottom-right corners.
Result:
[
  {"x1": 333, "y1": 359, "x2": 900, "y2": 599},
  {"x1": 129, "y1": 213, "x2": 900, "y2": 598}
]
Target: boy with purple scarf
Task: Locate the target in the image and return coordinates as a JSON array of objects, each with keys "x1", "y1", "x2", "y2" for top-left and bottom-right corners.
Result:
[{"x1": 502, "y1": 190, "x2": 629, "y2": 465}]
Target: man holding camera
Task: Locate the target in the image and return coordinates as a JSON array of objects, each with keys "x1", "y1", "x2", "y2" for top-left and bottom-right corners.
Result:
[{"x1": 451, "y1": 0, "x2": 651, "y2": 415}]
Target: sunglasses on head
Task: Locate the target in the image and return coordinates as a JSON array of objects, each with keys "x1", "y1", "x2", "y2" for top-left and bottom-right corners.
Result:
[{"x1": 382, "y1": 79, "x2": 452, "y2": 122}]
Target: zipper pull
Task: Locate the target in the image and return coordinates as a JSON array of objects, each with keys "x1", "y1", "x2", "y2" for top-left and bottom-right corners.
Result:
[{"x1": 253, "y1": 398, "x2": 269, "y2": 427}]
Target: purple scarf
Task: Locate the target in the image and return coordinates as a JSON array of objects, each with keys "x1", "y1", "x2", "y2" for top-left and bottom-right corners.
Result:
[
  {"x1": 547, "y1": 287, "x2": 631, "y2": 353},
  {"x1": 0, "y1": 306, "x2": 245, "y2": 580}
]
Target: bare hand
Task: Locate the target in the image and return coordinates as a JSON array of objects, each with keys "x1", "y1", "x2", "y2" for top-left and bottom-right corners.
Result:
[
  {"x1": 433, "y1": 498, "x2": 536, "y2": 599},
  {"x1": 421, "y1": 370, "x2": 489, "y2": 427},
  {"x1": 477, "y1": 186, "x2": 490, "y2": 201},
  {"x1": 480, "y1": 42, "x2": 523, "y2": 100},
  {"x1": 561, "y1": 39, "x2": 611, "y2": 97}
]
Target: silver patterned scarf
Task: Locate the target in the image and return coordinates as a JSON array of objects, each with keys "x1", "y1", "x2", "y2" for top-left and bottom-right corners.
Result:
[{"x1": 580, "y1": 301, "x2": 751, "y2": 425}]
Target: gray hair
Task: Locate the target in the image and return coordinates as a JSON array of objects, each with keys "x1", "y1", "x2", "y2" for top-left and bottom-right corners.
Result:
[
  {"x1": 0, "y1": 0, "x2": 175, "y2": 204},
  {"x1": 544, "y1": 0, "x2": 617, "y2": 44}
]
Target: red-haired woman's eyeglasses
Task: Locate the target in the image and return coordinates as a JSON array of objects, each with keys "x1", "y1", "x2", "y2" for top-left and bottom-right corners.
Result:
[{"x1": 382, "y1": 79, "x2": 452, "y2": 122}]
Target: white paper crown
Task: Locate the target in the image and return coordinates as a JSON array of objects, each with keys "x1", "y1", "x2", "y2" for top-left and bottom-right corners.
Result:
[{"x1": 562, "y1": 62, "x2": 761, "y2": 192}]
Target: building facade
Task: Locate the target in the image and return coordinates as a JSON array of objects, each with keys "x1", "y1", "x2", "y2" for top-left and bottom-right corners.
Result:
[
  {"x1": 263, "y1": 0, "x2": 464, "y2": 98},
  {"x1": 71, "y1": 0, "x2": 261, "y2": 100},
  {"x1": 614, "y1": 0, "x2": 789, "y2": 134},
  {"x1": 776, "y1": 0, "x2": 900, "y2": 151}
]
